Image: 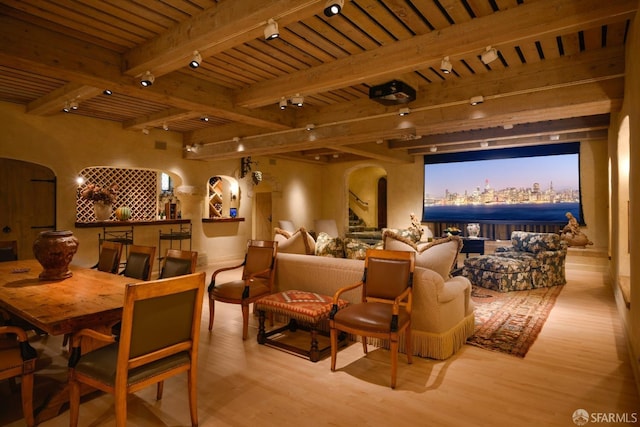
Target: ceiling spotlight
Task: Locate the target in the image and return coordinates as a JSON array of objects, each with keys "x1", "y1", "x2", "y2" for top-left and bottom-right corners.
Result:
[
  {"x1": 429, "y1": 146, "x2": 438, "y2": 153},
  {"x1": 306, "y1": 124, "x2": 315, "y2": 131},
  {"x1": 233, "y1": 136, "x2": 241, "y2": 143},
  {"x1": 324, "y1": 0, "x2": 344, "y2": 17},
  {"x1": 62, "y1": 101, "x2": 71, "y2": 113},
  {"x1": 332, "y1": 153, "x2": 339, "y2": 159},
  {"x1": 200, "y1": 115, "x2": 209, "y2": 122},
  {"x1": 185, "y1": 144, "x2": 193, "y2": 152},
  {"x1": 264, "y1": 19, "x2": 279, "y2": 40},
  {"x1": 549, "y1": 134, "x2": 560, "y2": 141},
  {"x1": 279, "y1": 97, "x2": 288, "y2": 110},
  {"x1": 103, "y1": 89, "x2": 112, "y2": 95},
  {"x1": 189, "y1": 50, "x2": 202, "y2": 69},
  {"x1": 140, "y1": 71, "x2": 154, "y2": 87},
  {"x1": 162, "y1": 122, "x2": 169, "y2": 131},
  {"x1": 70, "y1": 100, "x2": 78, "y2": 110},
  {"x1": 399, "y1": 107, "x2": 410, "y2": 116},
  {"x1": 481, "y1": 46, "x2": 498, "y2": 65},
  {"x1": 470, "y1": 95, "x2": 484, "y2": 106},
  {"x1": 440, "y1": 56, "x2": 452, "y2": 74},
  {"x1": 503, "y1": 124, "x2": 514, "y2": 130},
  {"x1": 142, "y1": 128, "x2": 149, "y2": 135},
  {"x1": 291, "y1": 94, "x2": 304, "y2": 107},
  {"x1": 480, "y1": 141, "x2": 489, "y2": 148}
]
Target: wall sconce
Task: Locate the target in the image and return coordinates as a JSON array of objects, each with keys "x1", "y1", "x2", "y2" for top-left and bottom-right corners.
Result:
[{"x1": 230, "y1": 181, "x2": 239, "y2": 201}]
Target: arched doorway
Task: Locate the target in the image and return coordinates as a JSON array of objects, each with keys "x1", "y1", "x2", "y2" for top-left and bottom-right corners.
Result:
[
  {"x1": 0, "y1": 158, "x2": 56, "y2": 259},
  {"x1": 346, "y1": 165, "x2": 387, "y2": 239}
]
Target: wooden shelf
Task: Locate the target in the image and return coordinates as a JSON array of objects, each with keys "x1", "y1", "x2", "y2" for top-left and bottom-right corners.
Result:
[
  {"x1": 202, "y1": 217, "x2": 245, "y2": 223},
  {"x1": 75, "y1": 219, "x2": 190, "y2": 228}
]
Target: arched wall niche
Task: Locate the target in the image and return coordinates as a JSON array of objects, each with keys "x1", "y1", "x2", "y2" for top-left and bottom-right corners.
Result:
[
  {"x1": 76, "y1": 166, "x2": 183, "y2": 222},
  {"x1": 206, "y1": 174, "x2": 240, "y2": 219}
]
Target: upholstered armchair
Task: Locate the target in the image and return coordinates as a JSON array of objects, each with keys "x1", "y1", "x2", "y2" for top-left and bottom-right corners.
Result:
[{"x1": 464, "y1": 231, "x2": 567, "y2": 292}]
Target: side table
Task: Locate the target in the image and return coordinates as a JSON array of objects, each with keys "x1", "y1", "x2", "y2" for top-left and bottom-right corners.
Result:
[{"x1": 255, "y1": 290, "x2": 349, "y2": 362}]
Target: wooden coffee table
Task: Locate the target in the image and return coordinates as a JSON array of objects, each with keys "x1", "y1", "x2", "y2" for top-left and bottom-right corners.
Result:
[{"x1": 255, "y1": 290, "x2": 349, "y2": 362}]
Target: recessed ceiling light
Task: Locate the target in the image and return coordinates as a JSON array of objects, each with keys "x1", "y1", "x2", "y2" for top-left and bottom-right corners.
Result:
[{"x1": 399, "y1": 107, "x2": 410, "y2": 116}]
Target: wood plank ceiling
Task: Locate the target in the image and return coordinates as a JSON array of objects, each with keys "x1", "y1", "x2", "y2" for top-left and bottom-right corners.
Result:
[{"x1": 0, "y1": 0, "x2": 636, "y2": 164}]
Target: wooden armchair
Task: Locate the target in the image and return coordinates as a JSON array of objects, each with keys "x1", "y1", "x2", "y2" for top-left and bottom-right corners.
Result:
[
  {"x1": 68, "y1": 272, "x2": 206, "y2": 427},
  {"x1": 122, "y1": 244, "x2": 156, "y2": 281},
  {"x1": 159, "y1": 248, "x2": 198, "y2": 279},
  {"x1": 329, "y1": 249, "x2": 415, "y2": 389},
  {"x1": 0, "y1": 309, "x2": 38, "y2": 427},
  {"x1": 208, "y1": 240, "x2": 278, "y2": 339}
]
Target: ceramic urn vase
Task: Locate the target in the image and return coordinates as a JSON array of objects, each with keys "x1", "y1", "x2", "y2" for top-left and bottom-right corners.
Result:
[
  {"x1": 33, "y1": 230, "x2": 79, "y2": 280},
  {"x1": 93, "y1": 201, "x2": 112, "y2": 221}
]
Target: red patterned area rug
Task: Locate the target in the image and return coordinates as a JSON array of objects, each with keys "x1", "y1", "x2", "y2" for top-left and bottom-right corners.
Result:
[{"x1": 468, "y1": 285, "x2": 564, "y2": 357}]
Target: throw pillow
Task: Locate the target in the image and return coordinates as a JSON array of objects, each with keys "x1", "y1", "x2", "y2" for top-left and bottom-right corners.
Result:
[
  {"x1": 414, "y1": 237, "x2": 462, "y2": 279},
  {"x1": 274, "y1": 227, "x2": 315, "y2": 255},
  {"x1": 383, "y1": 230, "x2": 462, "y2": 279},
  {"x1": 343, "y1": 238, "x2": 370, "y2": 260},
  {"x1": 343, "y1": 238, "x2": 383, "y2": 259},
  {"x1": 382, "y1": 227, "x2": 421, "y2": 243},
  {"x1": 315, "y1": 232, "x2": 345, "y2": 258}
]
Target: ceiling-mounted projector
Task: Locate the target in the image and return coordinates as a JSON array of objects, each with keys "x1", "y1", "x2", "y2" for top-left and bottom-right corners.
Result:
[{"x1": 369, "y1": 80, "x2": 416, "y2": 105}]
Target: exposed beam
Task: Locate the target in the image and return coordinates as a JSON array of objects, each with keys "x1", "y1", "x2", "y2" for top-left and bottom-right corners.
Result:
[
  {"x1": 123, "y1": 0, "x2": 324, "y2": 77},
  {"x1": 186, "y1": 79, "x2": 622, "y2": 161},
  {"x1": 417, "y1": 130, "x2": 609, "y2": 155},
  {"x1": 0, "y1": 13, "x2": 293, "y2": 130},
  {"x1": 234, "y1": 0, "x2": 637, "y2": 108},
  {"x1": 391, "y1": 115, "x2": 611, "y2": 149},
  {"x1": 26, "y1": 83, "x2": 102, "y2": 115}
]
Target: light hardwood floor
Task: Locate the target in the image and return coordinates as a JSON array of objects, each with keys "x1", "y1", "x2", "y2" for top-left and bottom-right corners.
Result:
[{"x1": 1, "y1": 253, "x2": 638, "y2": 427}]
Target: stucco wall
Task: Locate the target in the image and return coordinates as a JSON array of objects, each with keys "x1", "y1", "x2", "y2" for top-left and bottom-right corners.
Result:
[
  {"x1": 0, "y1": 100, "x2": 333, "y2": 266},
  {"x1": 613, "y1": 4, "x2": 639, "y2": 388}
]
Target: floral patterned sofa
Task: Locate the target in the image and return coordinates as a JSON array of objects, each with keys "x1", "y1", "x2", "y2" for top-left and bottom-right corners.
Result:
[{"x1": 462, "y1": 231, "x2": 568, "y2": 292}]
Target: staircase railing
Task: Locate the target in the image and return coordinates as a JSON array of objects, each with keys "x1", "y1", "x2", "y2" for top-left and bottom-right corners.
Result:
[{"x1": 349, "y1": 190, "x2": 368, "y2": 206}]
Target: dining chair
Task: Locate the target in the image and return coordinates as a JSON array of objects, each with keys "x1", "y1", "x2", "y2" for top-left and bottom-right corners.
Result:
[
  {"x1": 122, "y1": 244, "x2": 156, "y2": 281},
  {"x1": 158, "y1": 248, "x2": 198, "y2": 279},
  {"x1": 329, "y1": 249, "x2": 415, "y2": 389},
  {"x1": 0, "y1": 309, "x2": 38, "y2": 427},
  {"x1": 97, "y1": 241, "x2": 123, "y2": 274},
  {"x1": 0, "y1": 240, "x2": 18, "y2": 262},
  {"x1": 68, "y1": 272, "x2": 206, "y2": 427},
  {"x1": 208, "y1": 240, "x2": 278, "y2": 340}
]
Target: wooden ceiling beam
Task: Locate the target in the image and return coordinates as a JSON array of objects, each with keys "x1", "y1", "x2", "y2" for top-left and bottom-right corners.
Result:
[
  {"x1": 26, "y1": 83, "x2": 102, "y2": 115},
  {"x1": 414, "y1": 130, "x2": 609, "y2": 155},
  {"x1": 123, "y1": 0, "x2": 324, "y2": 77},
  {"x1": 186, "y1": 79, "x2": 622, "y2": 160},
  {"x1": 392, "y1": 114, "x2": 611, "y2": 149},
  {"x1": 291, "y1": 46, "x2": 624, "y2": 131},
  {"x1": 234, "y1": 0, "x2": 637, "y2": 108},
  {"x1": 0, "y1": 13, "x2": 293, "y2": 130}
]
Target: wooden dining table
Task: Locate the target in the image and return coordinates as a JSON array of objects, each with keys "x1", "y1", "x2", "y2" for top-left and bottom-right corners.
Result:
[{"x1": 0, "y1": 259, "x2": 139, "y2": 422}]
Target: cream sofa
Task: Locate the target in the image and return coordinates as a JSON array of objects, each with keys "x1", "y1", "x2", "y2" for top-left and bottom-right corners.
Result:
[{"x1": 274, "y1": 249, "x2": 475, "y2": 360}]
